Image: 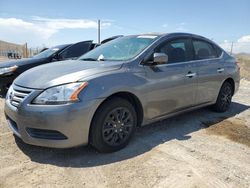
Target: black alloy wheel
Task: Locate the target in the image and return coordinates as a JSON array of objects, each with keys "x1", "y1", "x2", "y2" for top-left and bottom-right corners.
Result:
[
  {"x1": 102, "y1": 107, "x2": 134, "y2": 146},
  {"x1": 213, "y1": 82, "x2": 233, "y2": 112},
  {"x1": 91, "y1": 97, "x2": 137, "y2": 153}
]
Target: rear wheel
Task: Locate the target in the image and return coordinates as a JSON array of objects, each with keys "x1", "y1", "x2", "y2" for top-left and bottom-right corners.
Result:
[
  {"x1": 90, "y1": 97, "x2": 137, "y2": 153},
  {"x1": 213, "y1": 82, "x2": 233, "y2": 112}
]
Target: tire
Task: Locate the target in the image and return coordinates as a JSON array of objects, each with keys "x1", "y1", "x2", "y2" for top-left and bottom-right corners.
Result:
[
  {"x1": 90, "y1": 97, "x2": 137, "y2": 153},
  {"x1": 213, "y1": 82, "x2": 233, "y2": 112}
]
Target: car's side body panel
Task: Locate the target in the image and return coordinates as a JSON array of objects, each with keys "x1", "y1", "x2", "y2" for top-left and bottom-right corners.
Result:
[
  {"x1": 194, "y1": 55, "x2": 227, "y2": 104},
  {"x1": 141, "y1": 62, "x2": 197, "y2": 119}
]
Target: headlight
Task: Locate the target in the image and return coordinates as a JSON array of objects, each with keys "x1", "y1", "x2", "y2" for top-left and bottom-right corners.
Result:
[
  {"x1": 33, "y1": 82, "x2": 88, "y2": 105},
  {"x1": 0, "y1": 65, "x2": 18, "y2": 76}
]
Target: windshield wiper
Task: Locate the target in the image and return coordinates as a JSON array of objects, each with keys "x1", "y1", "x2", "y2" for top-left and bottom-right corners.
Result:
[{"x1": 80, "y1": 58, "x2": 97, "y2": 61}]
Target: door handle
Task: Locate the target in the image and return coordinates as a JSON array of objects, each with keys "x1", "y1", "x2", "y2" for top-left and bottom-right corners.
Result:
[
  {"x1": 185, "y1": 72, "x2": 196, "y2": 78},
  {"x1": 217, "y1": 68, "x2": 224, "y2": 73}
]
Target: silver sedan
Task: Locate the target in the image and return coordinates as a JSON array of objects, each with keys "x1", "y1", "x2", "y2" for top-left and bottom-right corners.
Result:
[{"x1": 4, "y1": 33, "x2": 240, "y2": 152}]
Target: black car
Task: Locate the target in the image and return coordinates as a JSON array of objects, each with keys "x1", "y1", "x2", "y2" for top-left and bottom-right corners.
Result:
[
  {"x1": 0, "y1": 40, "x2": 94, "y2": 95},
  {"x1": 0, "y1": 36, "x2": 123, "y2": 96}
]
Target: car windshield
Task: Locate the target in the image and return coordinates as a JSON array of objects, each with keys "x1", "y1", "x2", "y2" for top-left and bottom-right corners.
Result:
[
  {"x1": 32, "y1": 45, "x2": 68, "y2": 59},
  {"x1": 79, "y1": 35, "x2": 159, "y2": 61}
]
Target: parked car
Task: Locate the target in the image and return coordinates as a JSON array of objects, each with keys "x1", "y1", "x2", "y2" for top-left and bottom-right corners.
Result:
[
  {"x1": 0, "y1": 41, "x2": 94, "y2": 95},
  {"x1": 39, "y1": 48, "x2": 49, "y2": 53},
  {"x1": 100, "y1": 35, "x2": 124, "y2": 44},
  {"x1": 7, "y1": 52, "x2": 21, "y2": 59},
  {"x1": 0, "y1": 36, "x2": 123, "y2": 96},
  {"x1": 4, "y1": 33, "x2": 240, "y2": 152}
]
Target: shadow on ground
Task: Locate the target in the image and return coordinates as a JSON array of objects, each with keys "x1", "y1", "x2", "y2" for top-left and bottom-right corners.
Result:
[{"x1": 15, "y1": 102, "x2": 249, "y2": 168}]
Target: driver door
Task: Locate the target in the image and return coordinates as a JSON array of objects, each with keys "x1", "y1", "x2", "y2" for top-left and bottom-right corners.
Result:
[{"x1": 143, "y1": 37, "x2": 197, "y2": 119}]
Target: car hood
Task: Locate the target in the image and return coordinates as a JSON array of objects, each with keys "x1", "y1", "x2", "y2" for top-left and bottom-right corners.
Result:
[
  {"x1": 14, "y1": 60, "x2": 123, "y2": 89},
  {"x1": 0, "y1": 58, "x2": 47, "y2": 68}
]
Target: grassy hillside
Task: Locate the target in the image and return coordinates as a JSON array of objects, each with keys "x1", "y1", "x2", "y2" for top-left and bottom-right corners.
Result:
[{"x1": 235, "y1": 54, "x2": 250, "y2": 80}]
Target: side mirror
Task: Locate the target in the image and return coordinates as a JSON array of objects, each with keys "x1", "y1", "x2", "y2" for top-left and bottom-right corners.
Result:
[
  {"x1": 51, "y1": 53, "x2": 63, "y2": 61},
  {"x1": 57, "y1": 53, "x2": 63, "y2": 60},
  {"x1": 153, "y1": 53, "x2": 168, "y2": 64},
  {"x1": 51, "y1": 54, "x2": 59, "y2": 61}
]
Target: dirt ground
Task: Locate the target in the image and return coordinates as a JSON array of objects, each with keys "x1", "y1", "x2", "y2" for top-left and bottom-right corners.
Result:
[
  {"x1": 237, "y1": 54, "x2": 250, "y2": 81},
  {"x1": 0, "y1": 78, "x2": 250, "y2": 187}
]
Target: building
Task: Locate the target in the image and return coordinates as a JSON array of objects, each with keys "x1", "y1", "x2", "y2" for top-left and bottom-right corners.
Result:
[{"x1": 0, "y1": 40, "x2": 28, "y2": 59}]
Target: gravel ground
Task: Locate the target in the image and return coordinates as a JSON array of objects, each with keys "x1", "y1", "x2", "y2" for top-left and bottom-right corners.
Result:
[{"x1": 0, "y1": 79, "x2": 249, "y2": 188}]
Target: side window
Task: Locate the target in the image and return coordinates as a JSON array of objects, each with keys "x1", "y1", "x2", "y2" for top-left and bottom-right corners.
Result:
[
  {"x1": 193, "y1": 40, "x2": 217, "y2": 60},
  {"x1": 213, "y1": 44, "x2": 223, "y2": 57},
  {"x1": 60, "y1": 42, "x2": 92, "y2": 59},
  {"x1": 155, "y1": 38, "x2": 192, "y2": 64}
]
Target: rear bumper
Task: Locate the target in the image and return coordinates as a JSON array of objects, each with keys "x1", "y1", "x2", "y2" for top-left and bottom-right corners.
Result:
[{"x1": 4, "y1": 94, "x2": 102, "y2": 148}]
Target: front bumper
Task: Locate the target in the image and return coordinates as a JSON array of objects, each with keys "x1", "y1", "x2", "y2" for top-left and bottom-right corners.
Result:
[
  {"x1": 0, "y1": 75, "x2": 15, "y2": 94},
  {"x1": 4, "y1": 86, "x2": 102, "y2": 148}
]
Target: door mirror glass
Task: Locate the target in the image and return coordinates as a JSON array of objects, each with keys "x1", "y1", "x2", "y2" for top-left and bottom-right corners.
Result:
[
  {"x1": 51, "y1": 53, "x2": 60, "y2": 61},
  {"x1": 153, "y1": 53, "x2": 168, "y2": 64}
]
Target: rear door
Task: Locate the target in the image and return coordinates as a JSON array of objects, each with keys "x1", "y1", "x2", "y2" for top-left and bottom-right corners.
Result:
[
  {"x1": 143, "y1": 37, "x2": 198, "y2": 119},
  {"x1": 59, "y1": 41, "x2": 93, "y2": 60},
  {"x1": 192, "y1": 38, "x2": 225, "y2": 104}
]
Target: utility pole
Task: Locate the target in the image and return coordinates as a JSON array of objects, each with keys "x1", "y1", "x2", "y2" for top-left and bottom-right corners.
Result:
[
  {"x1": 98, "y1": 19, "x2": 101, "y2": 44},
  {"x1": 25, "y1": 42, "x2": 28, "y2": 58},
  {"x1": 230, "y1": 41, "x2": 234, "y2": 55}
]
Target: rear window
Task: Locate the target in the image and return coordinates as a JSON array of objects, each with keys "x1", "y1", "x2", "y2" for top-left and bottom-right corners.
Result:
[{"x1": 193, "y1": 40, "x2": 217, "y2": 60}]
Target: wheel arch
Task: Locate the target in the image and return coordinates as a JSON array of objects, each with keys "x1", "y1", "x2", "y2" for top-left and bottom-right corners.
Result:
[
  {"x1": 88, "y1": 91, "x2": 144, "y2": 142},
  {"x1": 223, "y1": 77, "x2": 235, "y2": 95}
]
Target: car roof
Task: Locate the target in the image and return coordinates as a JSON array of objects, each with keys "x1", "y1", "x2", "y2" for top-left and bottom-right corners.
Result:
[
  {"x1": 127, "y1": 32, "x2": 209, "y2": 39},
  {"x1": 52, "y1": 44, "x2": 72, "y2": 50},
  {"x1": 164, "y1": 32, "x2": 210, "y2": 40},
  {"x1": 124, "y1": 32, "x2": 215, "y2": 45}
]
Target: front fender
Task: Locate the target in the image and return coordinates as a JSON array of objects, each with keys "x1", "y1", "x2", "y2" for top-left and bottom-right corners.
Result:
[{"x1": 79, "y1": 71, "x2": 146, "y2": 101}]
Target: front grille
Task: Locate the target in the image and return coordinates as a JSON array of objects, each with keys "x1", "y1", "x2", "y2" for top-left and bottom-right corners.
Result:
[{"x1": 8, "y1": 85, "x2": 33, "y2": 107}]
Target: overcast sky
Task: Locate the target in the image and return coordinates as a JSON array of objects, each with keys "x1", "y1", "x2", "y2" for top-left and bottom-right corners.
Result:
[{"x1": 0, "y1": 0, "x2": 249, "y2": 53}]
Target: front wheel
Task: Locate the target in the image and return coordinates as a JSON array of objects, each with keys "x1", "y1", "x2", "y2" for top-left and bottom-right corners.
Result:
[
  {"x1": 90, "y1": 97, "x2": 137, "y2": 153},
  {"x1": 213, "y1": 82, "x2": 233, "y2": 112}
]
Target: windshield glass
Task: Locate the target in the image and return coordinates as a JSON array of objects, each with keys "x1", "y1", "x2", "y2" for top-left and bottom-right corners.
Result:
[
  {"x1": 79, "y1": 35, "x2": 159, "y2": 61},
  {"x1": 32, "y1": 45, "x2": 68, "y2": 59}
]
